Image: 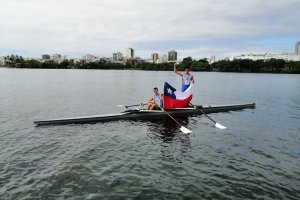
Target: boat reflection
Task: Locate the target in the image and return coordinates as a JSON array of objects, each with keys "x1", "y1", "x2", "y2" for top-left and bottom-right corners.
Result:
[
  {"x1": 146, "y1": 118, "x2": 190, "y2": 141},
  {"x1": 146, "y1": 117, "x2": 192, "y2": 161}
]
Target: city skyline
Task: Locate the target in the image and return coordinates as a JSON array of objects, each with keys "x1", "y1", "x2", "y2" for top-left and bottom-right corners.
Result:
[
  {"x1": 2, "y1": 43, "x2": 300, "y2": 62},
  {"x1": 0, "y1": 0, "x2": 299, "y2": 59}
]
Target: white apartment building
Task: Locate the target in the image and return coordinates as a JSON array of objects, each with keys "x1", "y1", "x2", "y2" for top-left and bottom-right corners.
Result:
[
  {"x1": 207, "y1": 55, "x2": 216, "y2": 64},
  {"x1": 125, "y1": 48, "x2": 134, "y2": 59},
  {"x1": 82, "y1": 54, "x2": 98, "y2": 63},
  {"x1": 233, "y1": 42, "x2": 300, "y2": 61},
  {"x1": 233, "y1": 53, "x2": 274, "y2": 61},
  {"x1": 157, "y1": 54, "x2": 168, "y2": 63},
  {"x1": 0, "y1": 56, "x2": 5, "y2": 65},
  {"x1": 50, "y1": 54, "x2": 62, "y2": 62},
  {"x1": 295, "y1": 41, "x2": 300, "y2": 55},
  {"x1": 278, "y1": 52, "x2": 300, "y2": 61},
  {"x1": 232, "y1": 53, "x2": 300, "y2": 61},
  {"x1": 112, "y1": 52, "x2": 123, "y2": 62}
]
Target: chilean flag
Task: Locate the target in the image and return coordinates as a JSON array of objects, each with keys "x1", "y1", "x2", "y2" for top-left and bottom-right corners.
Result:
[{"x1": 163, "y1": 82, "x2": 193, "y2": 109}]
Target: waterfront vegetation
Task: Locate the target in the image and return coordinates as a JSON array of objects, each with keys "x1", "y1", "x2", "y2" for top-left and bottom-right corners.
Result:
[{"x1": 1, "y1": 55, "x2": 300, "y2": 73}]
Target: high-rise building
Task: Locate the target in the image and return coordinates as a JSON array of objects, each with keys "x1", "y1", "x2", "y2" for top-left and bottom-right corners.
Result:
[
  {"x1": 0, "y1": 56, "x2": 5, "y2": 65},
  {"x1": 151, "y1": 53, "x2": 158, "y2": 63},
  {"x1": 113, "y1": 52, "x2": 123, "y2": 62},
  {"x1": 295, "y1": 41, "x2": 300, "y2": 55},
  {"x1": 209, "y1": 55, "x2": 216, "y2": 64},
  {"x1": 125, "y1": 48, "x2": 134, "y2": 59},
  {"x1": 168, "y1": 50, "x2": 177, "y2": 61},
  {"x1": 51, "y1": 54, "x2": 61, "y2": 59},
  {"x1": 42, "y1": 54, "x2": 50, "y2": 60},
  {"x1": 82, "y1": 54, "x2": 97, "y2": 63},
  {"x1": 157, "y1": 54, "x2": 168, "y2": 63},
  {"x1": 50, "y1": 54, "x2": 62, "y2": 62}
]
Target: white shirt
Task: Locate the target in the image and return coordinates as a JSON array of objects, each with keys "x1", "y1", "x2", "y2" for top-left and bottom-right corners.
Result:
[
  {"x1": 153, "y1": 94, "x2": 162, "y2": 107},
  {"x1": 182, "y1": 73, "x2": 193, "y2": 85}
]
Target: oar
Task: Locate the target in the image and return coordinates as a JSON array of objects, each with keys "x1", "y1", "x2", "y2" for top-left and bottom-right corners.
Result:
[
  {"x1": 190, "y1": 103, "x2": 227, "y2": 130},
  {"x1": 156, "y1": 104, "x2": 192, "y2": 134},
  {"x1": 117, "y1": 103, "x2": 146, "y2": 109}
]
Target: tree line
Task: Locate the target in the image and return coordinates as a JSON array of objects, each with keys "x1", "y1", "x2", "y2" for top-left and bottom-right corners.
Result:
[{"x1": 1, "y1": 54, "x2": 300, "y2": 73}]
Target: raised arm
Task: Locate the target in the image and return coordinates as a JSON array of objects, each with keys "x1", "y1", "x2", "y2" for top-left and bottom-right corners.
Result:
[{"x1": 174, "y1": 63, "x2": 183, "y2": 77}]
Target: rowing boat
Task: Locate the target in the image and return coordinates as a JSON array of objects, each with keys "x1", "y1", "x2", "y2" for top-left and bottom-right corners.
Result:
[{"x1": 34, "y1": 103, "x2": 255, "y2": 126}]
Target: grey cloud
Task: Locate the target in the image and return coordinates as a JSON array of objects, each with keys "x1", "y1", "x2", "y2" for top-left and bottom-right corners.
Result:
[{"x1": 0, "y1": 0, "x2": 299, "y2": 57}]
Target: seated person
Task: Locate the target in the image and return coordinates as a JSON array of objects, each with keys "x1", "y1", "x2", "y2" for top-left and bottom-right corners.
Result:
[{"x1": 146, "y1": 87, "x2": 163, "y2": 110}]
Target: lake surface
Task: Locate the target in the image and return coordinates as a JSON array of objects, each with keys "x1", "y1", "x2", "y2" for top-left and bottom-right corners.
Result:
[{"x1": 0, "y1": 68, "x2": 299, "y2": 200}]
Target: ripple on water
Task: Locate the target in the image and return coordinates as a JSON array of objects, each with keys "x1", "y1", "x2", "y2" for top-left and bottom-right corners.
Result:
[{"x1": 1, "y1": 70, "x2": 300, "y2": 199}]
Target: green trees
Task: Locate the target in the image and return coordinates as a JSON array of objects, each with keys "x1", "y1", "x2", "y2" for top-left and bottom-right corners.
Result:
[
  {"x1": 41, "y1": 60, "x2": 58, "y2": 68},
  {"x1": 24, "y1": 59, "x2": 41, "y2": 68},
  {"x1": 3, "y1": 54, "x2": 26, "y2": 68},
  {"x1": 264, "y1": 59, "x2": 285, "y2": 73},
  {"x1": 210, "y1": 59, "x2": 299, "y2": 73},
  {"x1": 1, "y1": 54, "x2": 300, "y2": 73},
  {"x1": 179, "y1": 57, "x2": 211, "y2": 71},
  {"x1": 283, "y1": 61, "x2": 300, "y2": 73}
]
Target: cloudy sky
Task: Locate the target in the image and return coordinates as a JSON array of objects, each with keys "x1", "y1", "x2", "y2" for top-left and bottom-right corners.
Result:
[{"x1": 0, "y1": 0, "x2": 299, "y2": 59}]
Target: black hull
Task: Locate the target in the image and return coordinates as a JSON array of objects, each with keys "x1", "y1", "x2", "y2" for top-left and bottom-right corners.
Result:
[{"x1": 34, "y1": 103, "x2": 255, "y2": 126}]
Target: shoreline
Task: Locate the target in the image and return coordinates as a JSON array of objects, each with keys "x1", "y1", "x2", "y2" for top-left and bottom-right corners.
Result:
[{"x1": 1, "y1": 66, "x2": 300, "y2": 74}]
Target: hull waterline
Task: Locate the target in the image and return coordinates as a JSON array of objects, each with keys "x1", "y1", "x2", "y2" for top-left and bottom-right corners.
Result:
[{"x1": 34, "y1": 103, "x2": 255, "y2": 126}]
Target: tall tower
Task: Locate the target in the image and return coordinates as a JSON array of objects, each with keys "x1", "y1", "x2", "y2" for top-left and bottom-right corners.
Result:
[
  {"x1": 151, "y1": 53, "x2": 158, "y2": 63},
  {"x1": 168, "y1": 50, "x2": 177, "y2": 61},
  {"x1": 125, "y1": 48, "x2": 134, "y2": 59},
  {"x1": 295, "y1": 41, "x2": 300, "y2": 55}
]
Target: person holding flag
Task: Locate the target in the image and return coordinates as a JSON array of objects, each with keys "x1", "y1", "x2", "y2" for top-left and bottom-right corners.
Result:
[
  {"x1": 163, "y1": 82, "x2": 193, "y2": 109},
  {"x1": 174, "y1": 63, "x2": 195, "y2": 92}
]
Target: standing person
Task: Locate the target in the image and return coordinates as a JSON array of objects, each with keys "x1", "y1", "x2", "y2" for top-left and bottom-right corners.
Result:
[
  {"x1": 174, "y1": 63, "x2": 195, "y2": 92},
  {"x1": 146, "y1": 87, "x2": 163, "y2": 110}
]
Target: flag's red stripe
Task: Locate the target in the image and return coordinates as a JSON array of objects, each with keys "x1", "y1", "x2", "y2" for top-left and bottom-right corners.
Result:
[{"x1": 163, "y1": 95, "x2": 193, "y2": 109}]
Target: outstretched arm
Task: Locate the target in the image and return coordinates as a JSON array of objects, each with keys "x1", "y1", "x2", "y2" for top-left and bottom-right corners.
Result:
[{"x1": 174, "y1": 63, "x2": 183, "y2": 77}]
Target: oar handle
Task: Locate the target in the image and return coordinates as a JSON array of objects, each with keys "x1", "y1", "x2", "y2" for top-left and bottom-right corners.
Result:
[{"x1": 125, "y1": 103, "x2": 146, "y2": 109}]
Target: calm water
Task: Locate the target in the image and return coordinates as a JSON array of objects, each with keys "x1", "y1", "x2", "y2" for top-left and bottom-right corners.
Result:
[{"x1": 0, "y1": 68, "x2": 299, "y2": 200}]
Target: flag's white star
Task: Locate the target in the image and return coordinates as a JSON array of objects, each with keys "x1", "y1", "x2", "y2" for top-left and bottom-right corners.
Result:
[{"x1": 167, "y1": 88, "x2": 172, "y2": 94}]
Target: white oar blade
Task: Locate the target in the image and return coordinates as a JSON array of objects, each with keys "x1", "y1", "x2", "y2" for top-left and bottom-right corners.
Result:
[
  {"x1": 180, "y1": 126, "x2": 192, "y2": 134},
  {"x1": 116, "y1": 105, "x2": 125, "y2": 107},
  {"x1": 215, "y1": 123, "x2": 227, "y2": 130}
]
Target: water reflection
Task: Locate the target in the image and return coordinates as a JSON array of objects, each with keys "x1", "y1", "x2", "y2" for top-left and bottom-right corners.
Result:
[
  {"x1": 147, "y1": 118, "x2": 190, "y2": 141},
  {"x1": 146, "y1": 118, "x2": 192, "y2": 161}
]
